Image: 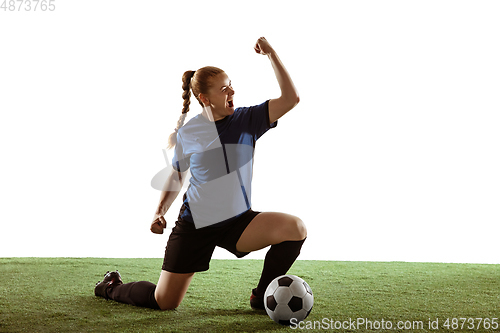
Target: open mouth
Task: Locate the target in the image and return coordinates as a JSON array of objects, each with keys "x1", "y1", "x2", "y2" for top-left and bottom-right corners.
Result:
[{"x1": 227, "y1": 100, "x2": 234, "y2": 108}]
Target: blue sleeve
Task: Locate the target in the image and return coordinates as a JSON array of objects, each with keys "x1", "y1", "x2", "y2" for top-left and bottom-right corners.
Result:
[
  {"x1": 238, "y1": 100, "x2": 277, "y2": 141},
  {"x1": 171, "y1": 132, "x2": 190, "y2": 172}
]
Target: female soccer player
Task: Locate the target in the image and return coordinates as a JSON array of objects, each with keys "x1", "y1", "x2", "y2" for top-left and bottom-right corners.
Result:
[{"x1": 95, "y1": 37, "x2": 307, "y2": 311}]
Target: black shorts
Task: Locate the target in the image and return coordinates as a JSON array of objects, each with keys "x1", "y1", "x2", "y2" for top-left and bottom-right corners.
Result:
[{"x1": 162, "y1": 208, "x2": 261, "y2": 273}]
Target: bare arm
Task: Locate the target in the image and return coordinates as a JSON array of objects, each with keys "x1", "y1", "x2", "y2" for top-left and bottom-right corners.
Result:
[
  {"x1": 254, "y1": 37, "x2": 300, "y2": 123},
  {"x1": 150, "y1": 168, "x2": 189, "y2": 234}
]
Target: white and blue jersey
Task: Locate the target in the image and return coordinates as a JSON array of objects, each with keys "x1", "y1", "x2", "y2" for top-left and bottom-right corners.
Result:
[{"x1": 172, "y1": 100, "x2": 277, "y2": 229}]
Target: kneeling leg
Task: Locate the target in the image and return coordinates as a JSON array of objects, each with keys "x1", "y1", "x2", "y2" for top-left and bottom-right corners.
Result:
[{"x1": 107, "y1": 281, "x2": 160, "y2": 310}]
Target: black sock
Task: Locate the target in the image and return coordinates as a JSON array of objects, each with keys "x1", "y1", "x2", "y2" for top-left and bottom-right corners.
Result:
[
  {"x1": 254, "y1": 238, "x2": 306, "y2": 297},
  {"x1": 106, "y1": 281, "x2": 160, "y2": 310}
]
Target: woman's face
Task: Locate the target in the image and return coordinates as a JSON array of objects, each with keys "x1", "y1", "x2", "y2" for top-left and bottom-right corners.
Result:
[{"x1": 201, "y1": 72, "x2": 235, "y2": 121}]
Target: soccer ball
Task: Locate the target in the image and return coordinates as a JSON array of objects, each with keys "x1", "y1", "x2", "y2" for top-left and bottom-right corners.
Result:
[{"x1": 264, "y1": 275, "x2": 314, "y2": 326}]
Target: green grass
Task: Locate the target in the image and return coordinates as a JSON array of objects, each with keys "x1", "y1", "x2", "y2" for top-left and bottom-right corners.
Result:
[{"x1": 0, "y1": 258, "x2": 498, "y2": 332}]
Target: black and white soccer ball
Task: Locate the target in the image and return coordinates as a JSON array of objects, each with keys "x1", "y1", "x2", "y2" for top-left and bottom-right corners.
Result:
[{"x1": 264, "y1": 274, "x2": 314, "y2": 326}]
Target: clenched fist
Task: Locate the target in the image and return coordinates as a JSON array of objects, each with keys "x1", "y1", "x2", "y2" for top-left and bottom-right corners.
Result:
[
  {"x1": 151, "y1": 214, "x2": 167, "y2": 234},
  {"x1": 254, "y1": 37, "x2": 275, "y2": 56}
]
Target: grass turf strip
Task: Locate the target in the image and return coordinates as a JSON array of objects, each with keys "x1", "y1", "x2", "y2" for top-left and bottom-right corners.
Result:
[{"x1": 0, "y1": 258, "x2": 498, "y2": 332}]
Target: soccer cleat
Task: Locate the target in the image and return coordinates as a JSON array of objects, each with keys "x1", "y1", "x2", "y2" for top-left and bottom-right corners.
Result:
[
  {"x1": 250, "y1": 288, "x2": 265, "y2": 310},
  {"x1": 94, "y1": 271, "x2": 123, "y2": 299}
]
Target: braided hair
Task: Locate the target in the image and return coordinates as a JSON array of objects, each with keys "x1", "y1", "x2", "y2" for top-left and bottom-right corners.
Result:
[{"x1": 166, "y1": 66, "x2": 224, "y2": 149}]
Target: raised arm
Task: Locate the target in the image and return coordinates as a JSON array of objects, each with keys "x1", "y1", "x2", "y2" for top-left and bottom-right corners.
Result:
[{"x1": 254, "y1": 37, "x2": 300, "y2": 123}]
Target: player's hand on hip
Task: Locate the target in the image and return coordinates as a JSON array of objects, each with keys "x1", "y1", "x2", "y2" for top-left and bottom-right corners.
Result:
[
  {"x1": 151, "y1": 213, "x2": 167, "y2": 234},
  {"x1": 254, "y1": 37, "x2": 274, "y2": 55}
]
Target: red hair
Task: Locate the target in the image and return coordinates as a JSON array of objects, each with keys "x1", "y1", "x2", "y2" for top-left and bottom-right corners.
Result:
[{"x1": 166, "y1": 66, "x2": 225, "y2": 149}]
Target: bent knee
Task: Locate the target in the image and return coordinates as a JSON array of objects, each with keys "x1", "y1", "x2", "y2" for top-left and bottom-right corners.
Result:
[
  {"x1": 156, "y1": 298, "x2": 182, "y2": 311},
  {"x1": 295, "y1": 217, "x2": 307, "y2": 240},
  {"x1": 155, "y1": 292, "x2": 184, "y2": 311},
  {"x1": 284, "y1": 216, "x2": 307, "y2": 241}
]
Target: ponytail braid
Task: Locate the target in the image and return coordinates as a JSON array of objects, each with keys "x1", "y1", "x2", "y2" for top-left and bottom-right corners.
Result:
[
  {"x1": 166, "y1": 70, "x2": 196, "y2": 149},
  {"x1": 165, "y1": 66, "x2": 224, "y2": 149}
]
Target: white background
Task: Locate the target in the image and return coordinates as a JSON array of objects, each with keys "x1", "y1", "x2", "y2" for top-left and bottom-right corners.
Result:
[{"x1": 1, "y1": 0, "x2": 499, "y2": 264}]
